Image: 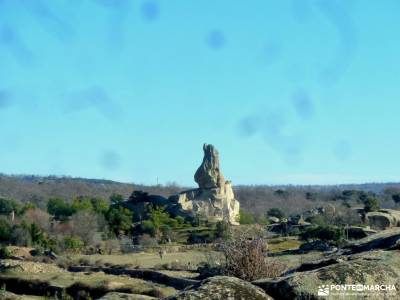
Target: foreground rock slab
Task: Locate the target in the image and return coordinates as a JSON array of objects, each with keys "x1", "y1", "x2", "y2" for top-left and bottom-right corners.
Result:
[
  {"x1": 68, "y1": 266, "x2": 199, "y2": 290},
  {"x1": 164, "y1": 276, "x2": 273, "y2": 300},
  {"x1": 254, "y1": 250, "x2": 400, "y2": 300},
  {"x1": 0, "y1": 291, "x2": 24, "y2": 300},
  {"x1": 343, "y1": 227, "x2": 400, "y2": 254},
  {"x1": 99, "y1": 292, "x2": 156, "y2": 300}
]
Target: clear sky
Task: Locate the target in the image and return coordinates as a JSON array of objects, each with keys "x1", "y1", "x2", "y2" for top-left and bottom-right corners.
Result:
[{"x1": 0, "y1": 0, "x2": 400, "y2": 186}]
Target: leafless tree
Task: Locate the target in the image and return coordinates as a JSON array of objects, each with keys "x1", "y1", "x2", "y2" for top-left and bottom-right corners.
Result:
[
  {"x1": 70, "y1": 211, "x2": 100, "y2": 246},
  {"x1": 23, "y1": 208, "x2": 51, "y2": 232},
  {"x1": 218, "y1": 226, "x2": 287, "y2": 281}
]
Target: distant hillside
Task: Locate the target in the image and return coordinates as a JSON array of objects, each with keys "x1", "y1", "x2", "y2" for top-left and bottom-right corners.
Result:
[
  {"x1": 0, "y1": 174, "x2": 399, "y2": 214},
  {"x1": 0, "y1": 174, "x2": 184, "y2": 209}
]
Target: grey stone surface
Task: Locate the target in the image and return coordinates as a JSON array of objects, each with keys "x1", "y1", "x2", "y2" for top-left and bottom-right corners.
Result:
[
  {"x1": 367, "y1": 209, "x2": 400, "y2": 230},
  {"x1": 165, "y1": 276, "x2": 273, "y2": 300}
]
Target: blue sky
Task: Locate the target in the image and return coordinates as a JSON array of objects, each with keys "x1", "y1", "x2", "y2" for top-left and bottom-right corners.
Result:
[{"x1": 0, "y1": 0, "x2": 400, "y2": 186}]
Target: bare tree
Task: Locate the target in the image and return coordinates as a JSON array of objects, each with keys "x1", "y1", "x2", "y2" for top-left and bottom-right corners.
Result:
[
  {"x1": 218, "y1": 226, "x2": 286, "y2": 281},
  {"x1": 70, "y1": 211, "x2": 99, "y2": 246},
  {"x1": 24, "y1": 208, "x2": 51, "y2": 232}
]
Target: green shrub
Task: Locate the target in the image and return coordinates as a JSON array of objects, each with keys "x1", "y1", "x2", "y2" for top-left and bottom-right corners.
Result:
[
  {"x1": 239, "y1": 209, "x2": 255, "y2": 224},
  {"x1": 147, "y1": 206, "x2": 178, "y2": 229},
  {"x1": 20, "y1": 202, "x2": 36, "y2": 214},
  {"x1": 300, "y1": 225, "x2": 344, "y2": 244},
  {"x1": 305, "y1": 215, "x2": 327, "y2": 226},
  {"x1": 29, "y1": 223, "x2": 46, "y2": 246},
  {"x1": 267, "y1": 208, "x2": 285, "y2": 219},
  {"x1": 90, "y1": 197, "x2": 109, "y2": 215},
  {"x1": 106, "y1": 206, "x2": 133, "y2": 235},
  {"x1": 254, "y1": 215, "x2": 269, "y2": 225},
  {"x1": 139, "y1": 206, "x2": 182, "y2": 240},
  {"x1": 188, "y1": 230, "x2": 215, "y2": 243},
  {"x1": 141, "y1": 220, "x2": 156, "y2": 236},
  {"x1": 175, "y1": 216, "x2": 185, "y2": 225},
  {"x1": 215, "y1": 221, "x2": 230, "y2": 239},
  {"x1": 0, "y1": 246, "x2": 11, "y2": 259},
  {"x1": 363, "y1": 197, "x2": 380, "y2": 212},
  {"x1": 47, "y1": 198, "x2": 75, "y2": 220},
  {"x1": 110, "y1": 193, "x2": 124, "y2": 204},
  {"x1": 159, "y1": 224, "x2": 174, "y2": 243},
  {"x1": 64, "y1": 237, "x2": 85, "y2": 250},
  {"x1": 0, "y1": 219, "x2": 12, "y2": 242},
  {"x1": 71, "y1": 196, "x2": 93, "y2": 211},
  {"x1": 0, "y1": 198, "x2": 20, "y2": 215},
  {"x1": 70, "y1": 196, "x2": 109, "y2": 215}
]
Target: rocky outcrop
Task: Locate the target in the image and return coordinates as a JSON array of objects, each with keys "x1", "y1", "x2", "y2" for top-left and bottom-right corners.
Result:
[
  {"x1": 343, "y1": 227, "x2": 400, "y2": 254},
  {"x1": 165, "y1": 276, "x2": 273, "y2": 300},
  {"x1": 298, "y1": 240, "x2": 334, "y2": 253},
  {"x1": 174, "y1": 183, "x2": 239, "y2": 225},
  {"x1": 122, "y1": 144, "x2": 240, "y2": 225},
  {"x1": 171, "y1": 144, "x2": 240, "y2": 225},
  {"x1": 367, "y1": 209, "x2": 400, "y2": 230},
  {"x1": 100, "y1": 276, "x2": 274, "y2": 300},
  {"x1": 253, "y1": 250, "x2": 400, "y2": 300},
  {"x1": 268, "y1": 216, "x2": 280, "y2": 224},
  {"x1": 254, "y1": 229, "x2": 400, "y2": 299},
  {"x1": 346, "y1": 226, "x2": 376, "y2": 239}
]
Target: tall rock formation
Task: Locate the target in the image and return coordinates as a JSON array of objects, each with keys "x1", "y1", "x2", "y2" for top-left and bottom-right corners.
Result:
[
  {"x1": 172, "y1": 144, "x2": 240, "y2": 225},
  {"x1": 194, "y1": 144, "x2": 225, "y2": 189}
]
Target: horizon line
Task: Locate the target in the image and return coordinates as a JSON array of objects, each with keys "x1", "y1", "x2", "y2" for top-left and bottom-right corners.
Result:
[{"x1": 2, "y1": 172, "x2": 400, "y2": 188}]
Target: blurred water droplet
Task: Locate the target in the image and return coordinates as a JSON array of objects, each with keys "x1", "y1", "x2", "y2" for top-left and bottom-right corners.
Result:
[
  {"x1": 0, "y1": 26, "x2": 15, "y2": 44},
  {"x1": 206, "y1": 30, "x2": 225, "y2": 49},
  {"x1": 100, "y1": 150, "x2": 121, "y2": 170},
  {"x1": 263, "y1": 41, "x2": 281, "y2": 64},
  {"x1": 63, "y1": 87, "x2": 122, "y2": 121},
  {"x1": 0, "y1": 90, "x2": 11, "y2": 109},
  {"x1": 141, "y1": 0, "x2": 159, "y2": 21},
  {"x1": 333, "y1": 140, "x2": 352, "y2": 160},
  {"x1": 292, "y1": 90, "x2": 313, "y2": 120}
]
